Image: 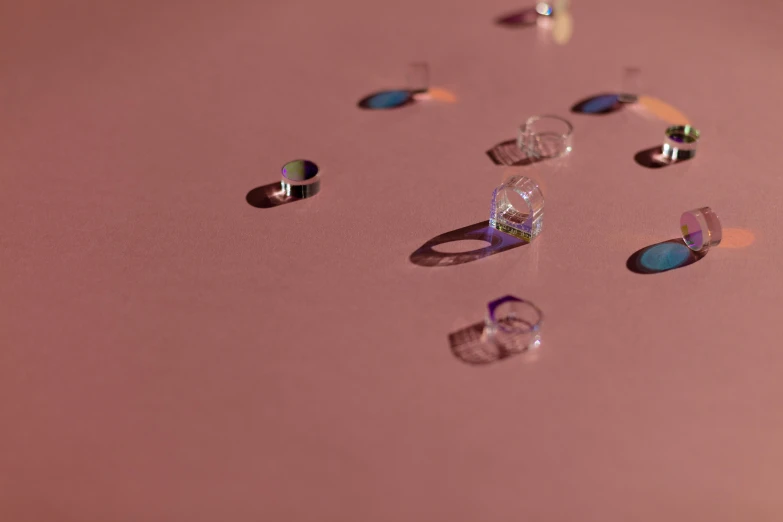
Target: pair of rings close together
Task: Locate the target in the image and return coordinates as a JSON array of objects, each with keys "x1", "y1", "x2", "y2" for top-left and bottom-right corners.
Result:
[{"x1": 488, "y1": 114, "x2": 571, "y2": 242}]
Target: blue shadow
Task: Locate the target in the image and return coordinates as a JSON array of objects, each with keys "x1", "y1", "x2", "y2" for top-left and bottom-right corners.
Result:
[
  {"x1": 571, "y1": 93, "x2": 622, "y2": 115},
  {"x1": 626, "y1": 239, "x2": 704, "y2": 274},
  {"x1": 357, "y1": 90, "x2": 414, "y2": 110}
]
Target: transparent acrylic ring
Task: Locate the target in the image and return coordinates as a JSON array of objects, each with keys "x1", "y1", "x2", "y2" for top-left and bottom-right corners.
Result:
[
  {"x1": 489, "y1": 175, "x2": 545, "y2": 241},
  {"x1": 281, "y1": 159, "x2": 321, "y2": 198},
  {"x1": 518, "y1": 114, "x2": 573, "y2": 159},
  {"x1": 618, "y1": 66, "x2": 641, "y2": 103},
  {"x1": 662, "y1": 125, "x2": 700, "y2": 161},
  {"x1": 484, "y1": 295, "x2": 543, "y2": 351},
  {"x1": 680, "y1": 207, "x2": 722, "y2": 253},
  {"x1": 406, "y1": 62, "x2": 430, "y2": 95}
]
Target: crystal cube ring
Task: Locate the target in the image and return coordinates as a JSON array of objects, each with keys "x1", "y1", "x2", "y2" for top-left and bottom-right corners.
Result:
[
  {"x1": 484, "y1": 295, "x2": 543, "y2": 351},
  {"x1": 281, "y1": 159, "x2": 320, "y2": 198},
  {"x1": 680, "y1": 207, "x2": 722, "y2": 253},
  {"x1": 489, "y1": 175, "x2": 544, "y2": 241}
]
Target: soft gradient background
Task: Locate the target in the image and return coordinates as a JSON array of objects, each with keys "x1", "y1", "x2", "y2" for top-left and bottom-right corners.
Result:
[{"x1": 2, "y1": 0, "x2": 783, "y2": 520}]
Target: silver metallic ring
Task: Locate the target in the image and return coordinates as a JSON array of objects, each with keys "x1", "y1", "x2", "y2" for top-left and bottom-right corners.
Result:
[
  {"x1": 281, "y1": 160, "x2": 321, "y2": 198},
  {"x1": 662, "y1": 125, "x2": 700, "y2": 161}
]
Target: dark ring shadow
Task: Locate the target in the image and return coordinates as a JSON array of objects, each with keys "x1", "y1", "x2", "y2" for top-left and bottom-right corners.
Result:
[
  {"x1": 410, "y1": 221, "x2": 527, "y2": 267},
  {"x1": 571, "y1": 93, "x2": 623, "y2": 115},
  {"x1": 634, "y1": 146, "x2": 693, "y2": 169},
  {"x1": 246, "y1": 183, "x2": 303, "y2": 209},
  {"x1": 357, "y1": 90, "x2": 414, "y2": 110},
  {"x1": 494, "y1": 7, "x2": 539, "y2": 28},
  {"x1": 626, "y1": 238, "x2": 705, "y2": 274},
  {"x1": 486, "y1": 139, "x2": 543, "y2": 167},
  {"x1": 449, "y1": 322, "x2": 540, "y2": 365}
]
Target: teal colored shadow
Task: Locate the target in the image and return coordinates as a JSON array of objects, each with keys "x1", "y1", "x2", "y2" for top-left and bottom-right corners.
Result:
[{"x1": 626, "y1": 239, "x2": 704, "y2": 274}]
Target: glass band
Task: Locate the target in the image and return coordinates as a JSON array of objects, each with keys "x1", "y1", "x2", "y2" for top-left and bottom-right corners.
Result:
[
  {"x1": 680, "y1": 206, "x2": 722, "y2": 253},
  {"x1": 662, "y1": 125, "x2": 700, "y2": 161},
  {"x1": 281, "y1": 160, "x2": 321, "y2": 198}
]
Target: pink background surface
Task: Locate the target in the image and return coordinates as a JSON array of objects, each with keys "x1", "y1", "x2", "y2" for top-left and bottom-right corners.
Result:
[{"x1": 3, "y1": 0, "x2": 783, "y2": 520}]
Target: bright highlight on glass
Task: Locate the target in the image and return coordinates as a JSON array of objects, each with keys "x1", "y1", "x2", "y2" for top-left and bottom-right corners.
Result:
[
  {"x1": 518, "y1": 114, "x2": 573, "y2": 159},
  {"x1": 536, "y1": 2, "x2": 553, "y2": 15},
  {"x1": 489, "y1": 176, "x2": 545, "y2": 241},
  {"x1": 484, "y1": 295, "x2": 543, "y2": 351},
  {"x1": 680, "y1": 207, "x2": 722, "y2": 253},
  {"x1": 663, "y1": 124, "x2": 700, "y2": 161},
  {"x1": 281, "y1": 159, "x2": 321, "y2": 198}
]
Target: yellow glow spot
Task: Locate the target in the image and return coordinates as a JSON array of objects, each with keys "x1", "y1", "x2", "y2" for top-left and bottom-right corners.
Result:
[
  {"x1": 636, "y1": 96, "x2": 690, "y2": 125},
  {"x1": 718, "y1": 228, "x2": 755, "y2": 249},
  {"x1": 426, "y1": 87, "x2": 457, "y2": 103},
  {"x1": 552, "y1": 11, "x2": 573, "y2": 44}
]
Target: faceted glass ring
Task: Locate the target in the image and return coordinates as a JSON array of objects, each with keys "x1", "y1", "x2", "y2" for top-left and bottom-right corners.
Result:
[
  {"x1": 281, "y1": 159, "x2": 321, "y2": 198},
  {"x1": 489, "y1": 175, "x2": 544, "y2": 241},
  {"x1": 680, "y1": 206, "x2": 722, "y2": 253},
  {"x1": 517, "y1": 114, "x2": 573, "y2": 159},
  {"x1": 484, "y1": 295, "x2": 543, "y2": 351},
  {"x1": 662, "y1": 124, "x2": 700, "y2": 161}
]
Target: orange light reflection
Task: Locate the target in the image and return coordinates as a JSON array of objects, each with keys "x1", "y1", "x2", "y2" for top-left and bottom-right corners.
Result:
[
  {"x1": 421, "y1": 87, "x2": 457, "y2": 103},
  {"x1": 635, "y1": 96, "x2": 690, "y2": 125},
  {"x1": 719, "y1": 228, "x2": 755, "y2": 249}
]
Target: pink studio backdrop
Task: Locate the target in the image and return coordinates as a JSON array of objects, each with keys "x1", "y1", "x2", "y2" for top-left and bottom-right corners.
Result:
[{"x1": 2, "y1": 0, "x2": 783, "y2": 520}]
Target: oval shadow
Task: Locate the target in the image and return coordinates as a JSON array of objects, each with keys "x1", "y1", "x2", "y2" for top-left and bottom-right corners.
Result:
[
  {"x1": 626, "y1": 239, "x2": 704, "y2": 274},
  {"x1": 357, "y1": 90, "x2": 414, "y2": 110},
  {"x1": 495, "y1": 7, "x2": 539, "y2": 28},
  {"x1": 410, "y1": 221, "x2": 527, "y2": 267},
  {"x1": 246, "y1": 183, "x2": 303, "y2": 209},
  {"x1": 486, "y1": 139, "x2": 541, "y2": 167},
  {"x1": 634, "y1": 145, "x2": 693, "y2": 169},
  {"x1": 571, "y1": 93, "x2": 622, "y2": 115}
]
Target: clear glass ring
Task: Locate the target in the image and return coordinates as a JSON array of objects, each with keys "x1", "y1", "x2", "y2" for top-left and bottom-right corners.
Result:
[
  {"x1": 484, "y1": 295, "x2": 543, "y2": 351},
  {"x1": 489, "y1": 175, "x2": 545, "y2": 241},
  {"x1": 680, "y1": 206, "x2": 722, "y2": 253},
  {"x1": 662, "y1": 125, "x2": 700, "y2": 161},
  {"x1": 517, "y1": 114, "x2": 573, "y2": 159},
  {"x1": 281, "y1": 159, "x2": 321, "y2": 198}
]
